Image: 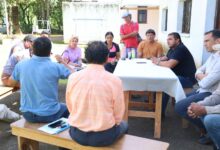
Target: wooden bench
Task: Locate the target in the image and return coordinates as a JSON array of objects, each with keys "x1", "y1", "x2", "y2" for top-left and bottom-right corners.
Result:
[
  {"x1": 11, "y1": 119, "x2": 169, "y2": 150},
  {"x1": 0, "y1": 85, "x2": 13, "y2": 99}
]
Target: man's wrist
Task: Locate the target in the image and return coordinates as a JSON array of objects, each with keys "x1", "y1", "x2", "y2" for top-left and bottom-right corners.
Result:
[{"x1": 157, "y1": 59, "x2": 161, "y2": 65}]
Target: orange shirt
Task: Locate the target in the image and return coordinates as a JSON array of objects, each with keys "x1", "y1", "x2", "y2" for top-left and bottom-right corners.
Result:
[
  {"x1": 66, "y1": 64, "x2": 125, "y2": 132},
  {"x1": 138, "y1": 40, "x2": 164, "y2": 58}
]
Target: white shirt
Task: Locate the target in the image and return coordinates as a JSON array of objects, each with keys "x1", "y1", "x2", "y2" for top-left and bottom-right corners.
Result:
[{"x1": 196, "y1": 51, "x2": 220, "y2": 93}]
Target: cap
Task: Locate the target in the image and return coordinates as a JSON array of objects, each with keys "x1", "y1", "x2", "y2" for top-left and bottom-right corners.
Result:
[
  {"x1": 23, "y1": 35, "x2": 36, "y2": 42},
  {"x1": 122, "y1": 11, "x2": 131, "y2": 18},
  {"x1": 41, "y1": 30, "x2": 50, "y2": 35}
]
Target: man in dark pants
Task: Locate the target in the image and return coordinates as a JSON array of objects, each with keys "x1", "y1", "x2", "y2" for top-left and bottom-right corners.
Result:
[
  {"x1": 175, "y1": 30, "x2": 220, "y2": 145},
  {"x1": 152, "y1": 32, "x2": 197, "y2": 117}
]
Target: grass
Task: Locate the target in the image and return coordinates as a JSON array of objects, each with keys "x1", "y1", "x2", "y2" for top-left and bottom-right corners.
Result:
[{"x1": 59, "y1": 79, "x2": 68, "y2": 85}]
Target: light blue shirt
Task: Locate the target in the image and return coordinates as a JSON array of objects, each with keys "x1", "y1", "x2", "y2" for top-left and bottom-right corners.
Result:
[{"x1": 12, "y1": 55, "x2": 71, "y2": 116}]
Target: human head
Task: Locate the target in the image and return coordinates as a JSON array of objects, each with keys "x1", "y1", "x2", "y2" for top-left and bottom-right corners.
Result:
[
  {"x1": 122, "y1": 11, "x2": 132, "y2": 23},
  {"x1": 85, "y1": 41, "x2": 109, "y2": 64},
  {"x1": 33, "y1": 37, "x2": 52, "y2": 57},
  {"x1": 69, "y1": 36, "x2": 79, "y2": 49},
  {"x1": 204, "y1": 30, "x2": 220, "y2": 52},
  {"x1": 40, "y1": 30, "x2": 50, "y2": 38},
  {"x1": 105, "y1": 32, "x2": 114, "y2": 44},
  {"x1": 23, "y1": 35, "x2": 35, "y2": 49},
  {"x1": 145, "y1": 29, "x2": 156, "y2": 42},
  {"x1": 167, "y1": 32, "x2": 182, "y2": 49}
]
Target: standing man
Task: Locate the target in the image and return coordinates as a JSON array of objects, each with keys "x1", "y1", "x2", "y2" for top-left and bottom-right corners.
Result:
[
  {"x1": 120, "y1": 12, "x2": 139, "y2": 58},
  {"x1": 152, "y1": 32, "x2": 197, "y2": 116},
  {"x1": 138, "y1": 29, "x2": 164, "y2": 59}
]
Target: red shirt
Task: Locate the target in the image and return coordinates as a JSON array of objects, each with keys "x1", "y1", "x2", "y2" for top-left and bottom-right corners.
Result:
[{"x1": 120, "y1": 21, "x2": 139, "y2": 48}]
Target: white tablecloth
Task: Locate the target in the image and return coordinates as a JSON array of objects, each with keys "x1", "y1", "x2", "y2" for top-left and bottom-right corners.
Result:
[{"x1": 113, "y1": 59, "x2": 186, "y2": 102}]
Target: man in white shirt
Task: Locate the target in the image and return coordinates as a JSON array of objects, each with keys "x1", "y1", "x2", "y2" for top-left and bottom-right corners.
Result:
[{"x1": 175, "y1": 29, "x2": 220, "y2": 145}]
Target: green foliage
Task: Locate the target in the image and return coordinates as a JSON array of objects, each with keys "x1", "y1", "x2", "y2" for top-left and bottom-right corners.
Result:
[{"x1": 3, "y1": 0, "x2": 68, "y2": 34}]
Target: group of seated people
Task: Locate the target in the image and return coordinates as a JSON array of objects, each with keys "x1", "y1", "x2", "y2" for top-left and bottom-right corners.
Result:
[{"x1": 0, "y1": 28, "x2": 220, "y2": 150}]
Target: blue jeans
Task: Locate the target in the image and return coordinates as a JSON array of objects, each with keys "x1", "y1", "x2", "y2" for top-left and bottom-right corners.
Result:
[
  {"x1": 162, "y1": 76, "x2": 195, "y2": 115},
  {"x1": 125, "y1": 48, "x2": 137, "y2": 58},
  {"x1": 23, "y1": 103, "x2": 69, "y2": 123},
  {"x1": 175, "y1": 91, "x2": 211, "y2": 129},
  {"x1": 69, "y1": 121, "x2": 128, "y2": 147},
  {"x1": 202, "y1": 115, "x2": 220, "y2": 149}
]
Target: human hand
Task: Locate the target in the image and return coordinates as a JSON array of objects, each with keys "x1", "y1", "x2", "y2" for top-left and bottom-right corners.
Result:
[
  {"x1": 196, "y1": 73, "x2": 208, "y2": 81},
  {"x1": 151, "y1": 57, "x2": 159, "y2": 64},
  {"x1": 55, "y1": 55, "x2": 64, "y2": 63}
]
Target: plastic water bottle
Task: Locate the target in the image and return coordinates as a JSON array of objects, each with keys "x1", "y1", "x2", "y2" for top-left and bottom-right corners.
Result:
[
  {"x1": 128, "y1": 50, "x2": 132, "y2": 59},
  {"x1": 131, "y1": 48, "x2": 136, "y2": 59}
]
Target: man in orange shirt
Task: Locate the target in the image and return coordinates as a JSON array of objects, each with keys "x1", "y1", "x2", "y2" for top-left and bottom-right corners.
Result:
[
  {"x1": 138, "y1": 29, "x2": 164, "y2": 59},
  {"x1": 66, "y1": 41, "x2": 128, "y2": 147}
]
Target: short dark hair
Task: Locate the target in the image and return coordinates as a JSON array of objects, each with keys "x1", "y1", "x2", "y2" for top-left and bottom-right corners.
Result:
[
  {"x1": 105, "y1": 31, "x2": 114, "y2": 38},
  {"x1": 168, "y1": 32, "x2": 182, "y2": 43},
  {"x1": 146, "y1": 29, "x2": 156, "y2": 35},
  {"x1": 33, "y1": 37, "x2": 52, "y2": 57},
  {"x1": 205, "y1": 29, "x2": 220, "y2": 39},
  {"x1": 85, "y1": 41, "x2": 109, "y2": 64}
]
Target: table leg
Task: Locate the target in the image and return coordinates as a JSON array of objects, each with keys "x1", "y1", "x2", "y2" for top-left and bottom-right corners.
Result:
[
  {"x1": 123, "y1": 91, "x2": 130, "y2": 121},
  {"x1": 18, "y1": 136, "x2": 39, "y2": 150},
  {"x1": 154, "y1": 92, "x2": 162, "y2": 138}
]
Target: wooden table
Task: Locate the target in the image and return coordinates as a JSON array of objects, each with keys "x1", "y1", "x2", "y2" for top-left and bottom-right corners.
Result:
[
  {"x1": 114, "y1": 59, "x2": 186, "y2": 139},
  {"x1": 124, "y1": 91, "x2": 162, "y2": 138}
]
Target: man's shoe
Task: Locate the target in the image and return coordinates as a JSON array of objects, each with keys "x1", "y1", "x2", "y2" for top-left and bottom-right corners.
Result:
[{"x1": 198, "y1": 134, "x2": 213, "y2": 145}]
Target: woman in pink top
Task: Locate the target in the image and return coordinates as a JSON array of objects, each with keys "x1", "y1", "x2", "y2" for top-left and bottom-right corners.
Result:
[
  {"x1": 62, "y1": 36, "x2": 82, "y2": 67},
  {"x1": 104, "y1": 32, "x2": 120, "y2": 73}
]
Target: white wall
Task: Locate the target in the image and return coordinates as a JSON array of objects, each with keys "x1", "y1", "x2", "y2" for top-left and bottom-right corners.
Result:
[
  {"x1": 129, "y1": 8, "x2": 159, "y2": 40},
  {"x1": 62, "y1": 2, "x2": 121, "y2": 44},
  {"x1": 158, "y1": 0, "x2": 217, "y2": 66}
]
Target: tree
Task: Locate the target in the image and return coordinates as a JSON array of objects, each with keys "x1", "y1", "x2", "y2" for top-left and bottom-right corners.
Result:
[{"x1": 4, "y1": 0, "x2": 68, "y2": 34}]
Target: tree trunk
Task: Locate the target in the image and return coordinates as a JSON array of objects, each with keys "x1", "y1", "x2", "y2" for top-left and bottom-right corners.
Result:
[{"x1": 11, "y1": 6, "x2": 22, "y2": 34}]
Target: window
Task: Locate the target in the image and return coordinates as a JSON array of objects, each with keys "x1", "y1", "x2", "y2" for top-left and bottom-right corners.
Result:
[
  {"x1": 162, "y1": 8, "x2": 168, "y2": 31},
  {"x1": 137, "y1": 6, "x2": 147, "y2": 24},
  {"x1": 182, "y1": 0, "x2": 192, "y2": 33}
]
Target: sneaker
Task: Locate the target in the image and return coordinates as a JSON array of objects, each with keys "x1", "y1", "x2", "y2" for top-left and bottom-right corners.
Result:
[
  {"x1": 0, "y1": 104, "x2": 21, "y2": 122},
  {"x1": 198, "y1": 134, "x2": 213, "y2": 145}
]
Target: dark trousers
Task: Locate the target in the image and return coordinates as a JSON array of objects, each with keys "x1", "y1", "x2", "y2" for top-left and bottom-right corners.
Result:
[
  {"x1": 175, "y1": 91, "x2": 211, "y2": 130},
  {"x1": 69, "y1": 121, "x2": 128, "y2": 147},
  {"x1": 23, "y1": 103, "x2": 69, "y2": 123},
  {"x1": 162, "y1": 76, "x2": 195, "y2": 115},
  {"x1": 104, "y1": 62, "x2": 117, "y2": 73}
]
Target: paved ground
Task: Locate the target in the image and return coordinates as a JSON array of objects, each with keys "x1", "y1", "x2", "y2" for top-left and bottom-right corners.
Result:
[{"x1": 0, "y1": 41, "x2": 213, "y2": 150}]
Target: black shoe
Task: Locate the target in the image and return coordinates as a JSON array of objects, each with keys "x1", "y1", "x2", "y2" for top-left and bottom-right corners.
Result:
[{"x1": 198, "y1": 134, "x2": 213, "y2": 145}]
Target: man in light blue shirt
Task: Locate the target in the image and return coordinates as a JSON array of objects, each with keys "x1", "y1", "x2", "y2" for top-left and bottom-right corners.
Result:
[{"x1": 9, "y1": 37, "x2": 72, "y2": 123}]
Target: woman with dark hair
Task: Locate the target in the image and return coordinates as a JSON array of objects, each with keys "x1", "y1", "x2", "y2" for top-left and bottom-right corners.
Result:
[{"x1": 104, "y1": 32, "x2": 120, "y2": 73}]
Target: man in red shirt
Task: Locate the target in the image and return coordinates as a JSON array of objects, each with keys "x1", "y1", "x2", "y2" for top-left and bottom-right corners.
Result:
[{"x1": 120, "y1": 12, "x2": 139, "y2": 58}]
